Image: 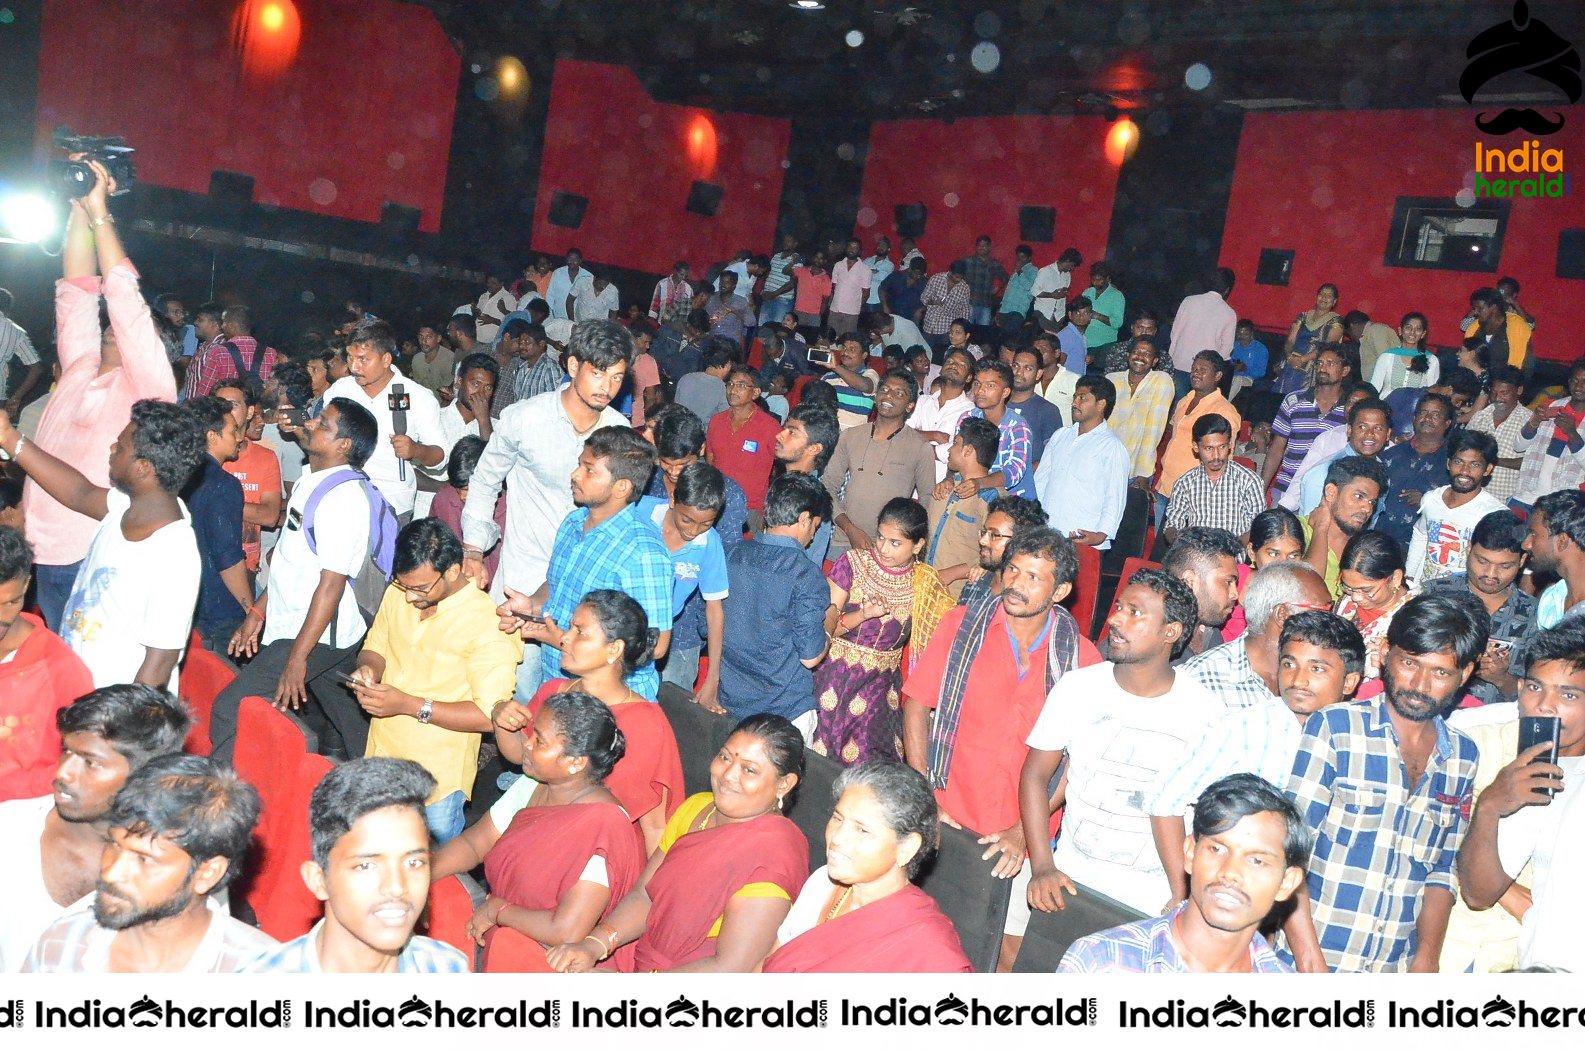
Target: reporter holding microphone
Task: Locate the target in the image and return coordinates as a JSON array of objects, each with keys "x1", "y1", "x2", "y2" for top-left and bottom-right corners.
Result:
[{"x1": 323, "y1": 319, "x2": 446, "y2": 523}]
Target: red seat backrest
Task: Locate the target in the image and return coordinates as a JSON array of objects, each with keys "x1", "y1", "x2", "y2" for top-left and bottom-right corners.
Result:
[
  {"x1": 1068, "y1": 544, "x2": 1103, "y2": 640},
  {"x1": 1104, "y1": 557, "x2": 1163, "y2": 628},
  {"x1": 788, "y1": 373, "x2": 816, "y2": 408},
  {"x1": 179, "y1": 647, "x2": 237, "y2": 756},
  {"x1": 425, "y1": 875, "x2": 477, "y2": 970}
]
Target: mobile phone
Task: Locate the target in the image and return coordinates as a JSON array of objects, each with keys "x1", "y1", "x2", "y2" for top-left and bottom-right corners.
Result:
[
  {"x1": 332, "y1": 670, "x2": 365, "y2": 686},
  {"x1": 1487, "y1": 639, "x2": 1514, "y2": 656},
  {"x1": 513, "y1": 611, "x2": 546, "y2": 623},
  {"x1": 807, "y1": 346, "x2": 832, "y2": 366},
  {"x1": 1519, "y1": 715, "x2": 1562, "y2": 797},
  {"x1": 280, "y1": 407, "x2": 309, "y2": 426}
]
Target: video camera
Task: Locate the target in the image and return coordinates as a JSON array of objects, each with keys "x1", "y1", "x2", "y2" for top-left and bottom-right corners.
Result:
[{"x1": 48, "y1": 127, "x2": 136, "y2": 199}]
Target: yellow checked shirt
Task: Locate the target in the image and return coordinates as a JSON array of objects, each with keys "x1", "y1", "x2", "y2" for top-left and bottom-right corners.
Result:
[{"x1": 362, "y1": 583, "x2": 524, "y2": 803}]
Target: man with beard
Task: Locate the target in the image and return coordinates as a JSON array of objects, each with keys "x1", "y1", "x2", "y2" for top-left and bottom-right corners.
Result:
[
  {"x1": 1525, "y1": 489, "x2": 1585, "y2": 629},
  {"x1": 1161, "y1": 527, "x2": 1245, "y2": 661},
  {"x1": 908, "y1": 347, "x2": 975, "y2": 483},
  {"x1": 1008, "y1": 346, "x2": 1063, "y2": 462},
  {"x1": 1425, "y1": 511, "x2": 1534, "y2": 704},
  {"x1": 772, "y1": 404, "x2": 839, "y2": 565},
  {"x1": 1283, "y1": 592, "x2": 1486, "y2": 972},
  {"x1": 26, "y1": 754, "x2": 272, "y2": 972},
  {"x1": 1061, "y1": 774, "x2": 1308, "y2": 973},
  {"x1": 1282, "y1": 389, "x2": 1389, "y2": 515},
  {"x1": 1302, "y1": 455, "x2": 1389, "y2": 599},
  {"x1": 0, "y1": 685, "x2": 189, "y2": 971},
  {"x1": 1406, "y1": 431, "x2": 1505, "y2": 585},
  {"x1": 824, "y1": 372, "x2": 936, "y2": 554},
  {"x1": 1264, "y1": 344, "x2": 1352, "y2": 503},
  {"x1": 1020, "y1": 570, "x2": 1218, "y2": 919},
  {"x1": 1376, "y1": 393, "x2": 1455, "y2": 549},
  {"x1": 955, "y1": 496, "x2": 1047, "y2": 609}
]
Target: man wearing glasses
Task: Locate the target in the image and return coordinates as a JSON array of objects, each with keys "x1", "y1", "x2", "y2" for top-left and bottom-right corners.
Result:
[
  {"x1": 703, "y1": 366, "x2": 782, "y2": 536},
  {"x1": 345, "y1": 519, "x2": 522, "y2": 844}
]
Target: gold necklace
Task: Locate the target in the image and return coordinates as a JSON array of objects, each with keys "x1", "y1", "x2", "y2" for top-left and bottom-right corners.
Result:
[{"x1": 825, "y1": 886, "x2": 854, "y2": 923}]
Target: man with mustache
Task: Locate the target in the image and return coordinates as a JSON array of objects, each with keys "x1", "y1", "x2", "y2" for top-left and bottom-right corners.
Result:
[
  {"x1": 823, "y1": 372, "x2": 935, "y2": 554},
  {"x1": 1465, "y1": 286, "x2": 1533, "y2": 374},
  {"x1": 1424, "y1": 510, "x2": 1534, "y2": 705},
  {"x1": 954, "y1": 495, "x2": 1047, "y2": 609},
  {"x1": 250, "y1": 758, "x2": 467, "y2": 973},
  {"x1": 1283, "y1": 593, "x2": 1486, "y2": 972},
  {"x1": 1281, "y1": 388, "x2": 1389, "y2": 515},
  {"x1": 1302, "y1": 455, "x2": 1389, "y2": 599},
  {"x1": 26, "y1": 755, "x2": 273, "y2": 973},
  {"x1": 0, "y1": 684, "x2": 188, "y2": 972},
  {"x1": 1060, "y1": 774, "x2": 1309, "y2": 973},
  {"x1": 1407, "y1": 431, "x2": 1506, "y2": 585},
  {"x1": 1376, "y1": 393, "x2": 1456, "y2": 549}
]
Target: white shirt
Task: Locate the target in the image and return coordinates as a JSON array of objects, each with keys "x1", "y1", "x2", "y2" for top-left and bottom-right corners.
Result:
[
  {"x1": 433, "y1": 403, "x2": 481, "y2": 473},
  {"x1": 907, "y1": 389, "x2": 974, "y2": 482},
  {"x1": 461, "y1": 390, "x2": 628, "y2": 598},
  {"x1": 0, "y1": 795, "x2": 88, "y2": 972},
  {"x1": 263, "y1": 466, "x2": 372, "y2": 649},
  {"x1": 883, "y1": 315, "x2": 927, "y2": 351},
  {"x1": 865, "y1": 256, "x2": 895, "y2": 306},
  {"x1": 1499, "y1": 755, "x2": 1585, "y2": 972},
  {"x1": 573, "y1": 282, "x2": 620, "y2": 322},
  {"x1": 1025, "y1": 662, "x2": 1220, "y2": 912},
  {"x1": 1038, "y1": 370, "x2": 1078, "y2": 428},
  {"x1": 62, "y1": 489, "x2": 199, "y2": 691},
  {"x1": 1034, "y1": 423, "x2": 1132, "y2": 550},
  {"x1": 829, "y1": 258, "x2": 872, "y2": 315},
  {"x1": 547, "y1": 266, "x2": 594, "y2": 320},
  {"x1": 473, "y1": 289, "x2": 518, "y2": 343},
  {"x1": 323, "y1": 368, "x2": 445, "y2": 515},
  {"x1": 1029, "y1": 262, "x2": 1072, "y2": 320},
  {"x1": 777, "y1": 866, "x2": 837, "y2": 945},
  {"x1": 1278, "y1": 426, "x2": 1353, "y2": 512},
  {"x1": 1407, "y1": 487, "x2": 1508, "y2": 584}
]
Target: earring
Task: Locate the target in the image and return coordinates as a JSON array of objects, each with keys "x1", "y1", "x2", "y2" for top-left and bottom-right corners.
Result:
[{"x1": 775, "y1": 795, "x2": 784, "y2": 811}]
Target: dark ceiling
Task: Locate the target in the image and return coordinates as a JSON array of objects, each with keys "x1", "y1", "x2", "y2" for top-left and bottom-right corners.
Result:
[{"x1": 412, "y1": 0, "x2": 1585, "y2": 120}]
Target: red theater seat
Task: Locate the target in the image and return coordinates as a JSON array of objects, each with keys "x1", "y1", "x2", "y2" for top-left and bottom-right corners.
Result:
[
  {"x1": 179, "y1": 646, "x2": 237, "y2": 756},
  {"x1": 1104, "y1": 557, "x2": 1162, "y2": 627},
  {"x1": 1068, "y1": 544, "x2": 1103, "y2": 639}
]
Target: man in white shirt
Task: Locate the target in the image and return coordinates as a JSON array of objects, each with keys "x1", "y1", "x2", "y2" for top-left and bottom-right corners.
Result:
[
  {"x1": 1458, "y1": 620, "x2": 1585, "y2": 973},
  {"x1": 1034, "y1": 374, "x2": 1131, "y2": 550},
  {"x1": 0, "y1": 684, "x2": 189, "y2": 971},
  {"x1": 870, "y1": 311, "x2": 927, "y2": 354},
  {"x1": 864, "y1": 237, "x2": 894, "y2": 312},
  {"x1": 1408, "y1": 430, "x2": 1507, "y2": 584},
  {"x1": 573, "y1": 273, "x2": 620, "y2": 322},
  {"x1": 908, "y1": 348, "x2": 975, "y2": 483},
  {"x1": 0, "y1": 400, "x2": 202, "y2": 690},
  {"x1": 1168, "y1": 268, "x2": 1238, "y2": 398},
  {"x1": 1029, "y1": 248, "x2": 1082, "y2": 322},
  {"x1": 26, "y1": 753, "x2": 276, "y2": 973},
  {"x1": 322, "y1": 320, "x2": 445, "y2": 521},
  {"x1": 461, "y1": 320, "x2": 634, "y2": 695},
  {"x1": 828, "y1": 239, "x2": 872, "y2": 336},
  {"x1": 473, "y1": 275, "x2": 517, "y2": 344},
  {"x1": 547, "y1": 249, "x2": 595, "y2": 321},
  {"x1": 210, "y1": 398, "x2": 381, "y2": 762}
]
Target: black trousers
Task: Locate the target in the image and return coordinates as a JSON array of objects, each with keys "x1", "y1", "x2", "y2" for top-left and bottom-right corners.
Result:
[{"x1": 209, "y1": 638, "x2": 362, "y2": 764}]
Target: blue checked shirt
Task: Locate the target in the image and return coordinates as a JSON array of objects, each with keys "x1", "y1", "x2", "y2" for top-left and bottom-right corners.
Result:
[
  {"x1": 1284, "y1": 697, "x2": 1477, "y2": 972},
  {"x1": 541, "y1": 505, "x2": 676, "y2": 698},
  {"x1": 970, "y1": 406, "x2": 1034, "y2": 499},
  {"x1": 1059, "y1": 903, "x2": 1291, "y2": 973},
  {"x1": 247, "y1": 922, "x2": 468, "y2": 973},
  {"x1": 1151, "y1": 639, "x2": 1303, "y2": 815},
  {"x1": 646, "y1": 470, "x2": 747, "y2": 649}
]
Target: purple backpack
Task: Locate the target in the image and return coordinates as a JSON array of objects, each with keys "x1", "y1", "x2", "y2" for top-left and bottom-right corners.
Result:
[{"x1": 301, "y1": 468, "x2": 398, "y2": 646}]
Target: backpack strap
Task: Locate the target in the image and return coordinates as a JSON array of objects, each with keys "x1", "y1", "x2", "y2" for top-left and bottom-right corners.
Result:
[
  {"x1": 301, "y1": 469, "x2": 364, "y2": 556},
  {"x1": 220, "y1": 339, "x2": 263, "y2": 381}
]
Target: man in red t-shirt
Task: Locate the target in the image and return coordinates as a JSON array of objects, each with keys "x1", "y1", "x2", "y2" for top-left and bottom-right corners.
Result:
[
  {"x1": 705, "y1": 366, "x2": 781, "y2": 533},
  {"x1": 0, "y1": 527, "x2": 92, "y2": 802},
  {"x1": 215, "y1": 378, "x2": 282, "y2": 574}
]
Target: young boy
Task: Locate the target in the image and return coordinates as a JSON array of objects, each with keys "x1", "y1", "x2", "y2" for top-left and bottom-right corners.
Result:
[
  {"x1": 765, "y1": 372, "x2": 791, "y2": 422},
  {"x1": 926, "y1": 416, "x2": 997, "y2": 597},
  {"x1": 1278, "y1": 610, "x2": 1365, "y2": 724},
  {"x1": 1229, "y1": 319, "x2": 1268, "y2": 403}
]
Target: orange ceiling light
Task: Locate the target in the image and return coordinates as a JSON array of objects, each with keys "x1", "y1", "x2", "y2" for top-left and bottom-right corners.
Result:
[
  {"x1": 685, "y1": 113, "x2": 718, "y2": 177},
  {"x1": 1105, "y1": 116, "x2": 1140, "y2": 166},
  {"x1": 232, "y1": 0, "x2": 301, "y2": 81}
]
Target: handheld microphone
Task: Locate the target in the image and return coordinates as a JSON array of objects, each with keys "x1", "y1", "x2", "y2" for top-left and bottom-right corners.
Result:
[{"x1": 389, "y1": 383, "x2": 411, "y2": 481}]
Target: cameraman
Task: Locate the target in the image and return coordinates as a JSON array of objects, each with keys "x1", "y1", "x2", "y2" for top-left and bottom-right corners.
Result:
[{"x1": 26, "y1": 156, "x2": 176, "y2": 631}]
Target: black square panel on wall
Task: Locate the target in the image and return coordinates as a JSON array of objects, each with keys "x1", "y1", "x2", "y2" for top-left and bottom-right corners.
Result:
[
  {"x1": 548, "y1": 190, "x2": 588, "y2": 229},
  {"x1": 1559, "y1": 229, "x2": 1585, "y2": 280},
  {"x1": 1255, "y1": 248, "x2": 1294, "y2": 286},
  {"x1": 1019, "y1": 206, "x2": 1056, "y2": 243},
  {"x1": 686, "y1": 181, "x2": 724, "y2": 217},
  {"x1": 895, "y1": 203, "x2": 927, "y2": 239}
]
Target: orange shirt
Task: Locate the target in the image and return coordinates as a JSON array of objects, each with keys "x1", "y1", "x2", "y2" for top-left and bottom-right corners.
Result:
[
  {"x1": 903, "y1": 604, "x2": 1100, "y2": 836},
  {"x1": 223, "y1": 440, "x2": 281, "y2": 572},
  {"x1": 1156, "y1": 390, "x2": 1241, "y2": 498}
]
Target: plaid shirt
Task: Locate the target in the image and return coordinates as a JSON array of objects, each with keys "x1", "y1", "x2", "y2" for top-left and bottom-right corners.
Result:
[
  {"x1": 957, "y1": 254, "x2": 1007, "y2": 308},
  {"x1": 971, "y1": 407, "x2": 1034, "y2": 499},
  {"x1": 1106, "y1": 370, "x2": 1175, "y2": 479},
  {"x1": 512, "y1": 351, "x2": 564, "y2": 403},
  {"x1": 1467, "y1": 402, "x2": 1533, "y2": 503},
  {"x1": 921, "y1": 273, "x2": 972, "y2": 335},
  {"x1": 1423, "y1": 576, "x2": 1534, "y2": 704},
  {"x1": 1152, "y1": 638, "x2": 1301, "y2": 815},
  {"x1": 0, "y1": 311, "x2": 40, "y2": 401},
  {"x1": 29, "y1": 905, "x2": 277, "y2": 973},
  {"x1": 1513, "y1": 396, "x2": 1585, "y2": 506},
  {"x1": 247, "y1": 921, "x2": 467, "y2": 973},
  {"x1": 1164, "y1": 462, "x2": 1266, "y2": 536},
  {"x1": 542, "y1": 505, "x2": 676, "y2": 698},
  {"x1": 1059, "y1": 902, "x2": 1290, "y2": 973},
  {"x1": 181, "y1": 335, "x2": 278, "y2": 400},
  {"x1": 1285, "y1": 697, "x2": 1478, "y2": 972},
  {"x1": 1269, "y1": 390, "x2": 1350, "y2": 499},
  {"x1": 649, "y1": 276, "x2": 694, "y2": 324}
]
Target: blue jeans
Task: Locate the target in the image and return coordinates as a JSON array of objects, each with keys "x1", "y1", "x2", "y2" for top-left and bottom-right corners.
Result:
[
  {"x1": 1154, "y1": 491, "x2": 1170, "y2": 533},
  {"x1": 661, "y1": 647, "x2": 702, "y2": 691},
  {"x1": 1173, "y1": 369, "x2": 1193, "y2": 402},
  {"x1": 759, "y1": 299, "x2": 794, "y2": 325},
  {"x1": 35, "y1": 561, "x2": 83, "y2": 634},
  {"x1": 969, "y1": 305, "x2": 993, "y2": 327},
  {"x1": 514, "y1": 642, "x2": 545, "y2": 703},
  {"x1": 425, "y1": 790, "x2": 467, "y2": 844}
]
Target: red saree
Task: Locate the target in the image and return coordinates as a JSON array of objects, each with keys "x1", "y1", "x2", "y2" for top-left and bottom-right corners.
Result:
[
  {"x1": 530, "y1": 682, "x2": 686, "y2": 820},
  {"x1": 625, "y1": 812, "x2": 808, "y2": 972},
  {"x1": 762, "y1": 883, "x2": 973, "y2": 973}
]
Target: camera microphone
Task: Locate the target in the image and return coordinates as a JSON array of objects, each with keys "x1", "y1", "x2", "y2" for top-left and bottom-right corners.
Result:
[{"x1": 389, "y1": 383, "x2": 409, "y2": 482}]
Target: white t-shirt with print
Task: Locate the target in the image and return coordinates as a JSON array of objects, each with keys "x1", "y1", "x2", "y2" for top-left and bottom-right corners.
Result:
[
  {"x1": 262, "y1": 467, "x2": 372, "y2": 650},
  {"x1": 1407, "y1": 486, "x2": 1508, "y2": 584},
  {"x1": 1025, "y1": 662, "x2": 1220, "y2": 913},
  {"x1": 61, "y1": 489, "x2": 199, "y2": 691}
]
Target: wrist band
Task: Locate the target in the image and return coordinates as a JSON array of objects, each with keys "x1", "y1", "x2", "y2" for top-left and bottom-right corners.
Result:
[
  {"x1": 89, "y1": 214, "x2": 114, "y2": 229},
  {"x1": 248, "y1": 605, "x2": 265, "y2": 619}
]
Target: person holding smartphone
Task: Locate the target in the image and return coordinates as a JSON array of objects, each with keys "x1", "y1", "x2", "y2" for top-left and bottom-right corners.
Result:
[{"x1": 1457, "y1": 619, "x2": 1585, "y2": 974}]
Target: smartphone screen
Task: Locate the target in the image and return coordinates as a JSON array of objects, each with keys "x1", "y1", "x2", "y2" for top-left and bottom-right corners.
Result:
[{"x1": 807, "y1": 347, "x2": 831, "y2": 366}]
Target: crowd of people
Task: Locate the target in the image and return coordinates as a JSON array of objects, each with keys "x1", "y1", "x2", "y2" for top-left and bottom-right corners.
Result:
[{"x1": 0, "y1": 156, "x2": 1580, "y2": 976}]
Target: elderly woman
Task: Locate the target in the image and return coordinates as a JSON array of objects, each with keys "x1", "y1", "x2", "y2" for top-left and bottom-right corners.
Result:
[
  {"x1": 762, "y1": 761, "x2": 971, "y2": 973},
  {"x1": 547, "y1": 714, "x2": 810, "y2": 973},
  {"x1": 434, "y1": 692, "x2": 646, "y2": 972},
  {"x1": 1334, "y1": 530, "x2": 1414, "y2": 692}
]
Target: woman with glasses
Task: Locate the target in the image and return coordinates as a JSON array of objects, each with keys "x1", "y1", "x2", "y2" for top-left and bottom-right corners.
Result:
[{"x1": 1333, "y1": 530, "x2": 1413, "y2": 695}]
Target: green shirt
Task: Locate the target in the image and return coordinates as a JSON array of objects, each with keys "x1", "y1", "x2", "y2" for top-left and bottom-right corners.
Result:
[{"x1": 1085, "y1": 283, "x2": 1126, "y2": 348}]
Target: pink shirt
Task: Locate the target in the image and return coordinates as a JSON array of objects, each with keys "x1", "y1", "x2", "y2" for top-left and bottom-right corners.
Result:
[
  {"x1": 829, "y1": 259, "x2": 872, "y2": 314},
  {"x1": 628, "y1": 353, "x2": 660, "y2": 426},
  {"x1": 792, "y1": 268, "x2": 833, "y2": 315},
  {"x1": 26, "y1": 262, "x2": 177, "y2": 565},
  {"x1": 1167, "y1": 290, "x2": 1237, "y2": 373}
]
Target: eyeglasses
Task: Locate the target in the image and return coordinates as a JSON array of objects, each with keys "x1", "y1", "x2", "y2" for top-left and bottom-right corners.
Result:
[
  {"x1": 1282, "y1": 601, "x2": 1334, "y2": 614},
  {"x1": 1338, "y1": 579, "x2": 1388, "y2": 601},
  {"x1": 979, "y1": 528, "x2": 1015, "y2": 542},
  {"x1": 393, "y1": 574, "x2": 443, "y2": 599},
  {"x1": 725, "y1": 380, "x2": 757, "y2": 391}
]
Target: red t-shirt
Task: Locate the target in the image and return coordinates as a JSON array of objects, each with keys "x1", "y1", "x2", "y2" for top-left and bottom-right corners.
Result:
[
  {"x1": 902, "y1": 604, "x2": 1101, "y2": 836},
  {"x1": 223, "y1": 440, "x2": 281, "y2": 572},
  {"x1": 792, "y1": 267, "x2": 833, "y2": 315},
  {"x1": 0, "y1": 614, "x2": 94, "y2": 802},
  {"x1": 705, "y1": 408, "x2": 781, "y2": 512}
]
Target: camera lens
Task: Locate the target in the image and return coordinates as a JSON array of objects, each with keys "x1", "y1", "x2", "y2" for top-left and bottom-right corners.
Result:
[{"x1": 55, "y1": 160, "x2": 95, "y2": 200}]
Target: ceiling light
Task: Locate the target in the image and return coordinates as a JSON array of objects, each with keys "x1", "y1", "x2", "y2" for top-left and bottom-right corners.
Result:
[{"x1": 789, "y1": 1, "x2": 825, "y2": 9}]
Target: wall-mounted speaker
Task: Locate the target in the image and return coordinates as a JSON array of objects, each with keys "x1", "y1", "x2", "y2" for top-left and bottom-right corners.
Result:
[
  {"x1": 207, "y1": 170, "x2": 255, "y2": 221},
  {"x1": 1019, "y1": 205, "x2": 1056, "y2": 243},
  {"x1": 1558, "y1": 229, "x2": 1585, "y2": 280},
  {"x1": 1255, "y1": 248, "x2": 1294, "y2": 286},
  {"x1": 686, "y1": 181, "x2": 724, "y2": 217},
  {"x1": 547, "y1": 190, "x2": 589, "y2": 229},
  {"x1": 380, "y1": 201, "x2": 422, "y2": 234},
  {"x1": 895, "y1": 203, "x2": 927, "y2": 239}
]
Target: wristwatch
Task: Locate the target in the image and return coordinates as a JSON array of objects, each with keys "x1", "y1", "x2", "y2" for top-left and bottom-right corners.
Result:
[{"x1": 417, "y1": 699, "x2": 434, "y2": 724}]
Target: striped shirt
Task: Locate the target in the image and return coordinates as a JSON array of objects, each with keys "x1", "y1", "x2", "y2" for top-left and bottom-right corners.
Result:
[
  {"x1": 247, "y1": 921, "x2": 467, "y2": 973},
  {"x1": 27, "y1": 904, "x2": 277, "y2": 973},
  {"x1": 824, "y1": 368, "x2": 880, "y2": 429},
  {"x1": 970, "y1": 406, "x2": 1034, "y2": 499},
  {"x1": 1163, "y1": 462, "x2": 1266, "y2": 537},
  {"x1": 1059, "y1": 902, "x2": 1290, "y2": 973},
  {"x1": 0, "y1": 311, "x2": 40, "y2": 400},
  {"x1": 1269, "y1": 389, "x2": 1349, "y2": 499},
  {"x1": 1512, "y1": 396, "x2": 1585, "y2": 507},
  {"x1": 1466, "y1": 401, "x2": 1533, "y2": 503}
]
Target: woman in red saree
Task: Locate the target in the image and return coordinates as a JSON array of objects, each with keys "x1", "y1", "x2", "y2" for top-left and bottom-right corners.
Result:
[
  {"x1": 493, "y1": 589, "x2": 684, "y2": 851},
  {"x1": 546, "y1": 714, "x2": 809, "y2": 973},
  {"x1": 431, "y1": 692, "x2": 645, "y2": 972},
  {"x1": 763, "y1": 761, "x2": 971, "y2": 973}
]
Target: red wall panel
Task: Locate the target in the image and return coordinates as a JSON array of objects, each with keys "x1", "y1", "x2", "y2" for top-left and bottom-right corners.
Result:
[
  {"x1": 1219, "y1": 108, "x2": 1585, "y2": 359},
  {"x1": 857, "y1": 115, "x2": 1119, "y2": 273},
  {"x1": 532, "y1": 60, "x2": 790, "y2": 276},
  {"x1": 35, "y1": 0, "x2": 458, "y2": 232}
]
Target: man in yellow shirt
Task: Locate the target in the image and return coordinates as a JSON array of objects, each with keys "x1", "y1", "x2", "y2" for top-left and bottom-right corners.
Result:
[{"x1": 349, "y1": 519, "x2": 523, "y2": 843}]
